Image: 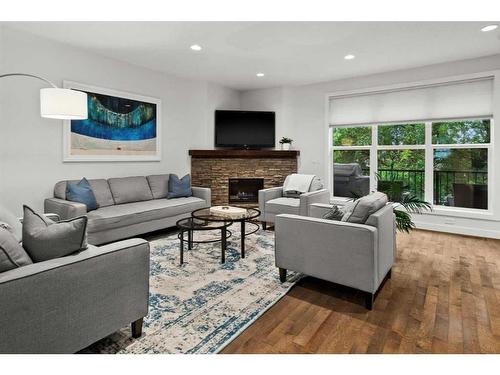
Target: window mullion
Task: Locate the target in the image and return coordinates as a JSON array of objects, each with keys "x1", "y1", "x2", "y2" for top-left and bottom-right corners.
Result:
[
  {"x1": 425, "y1": 121, "x2": 434, "y2": 205},
  {"x1": 371, "y1": 125, "x2": 378, "y2": 193}
]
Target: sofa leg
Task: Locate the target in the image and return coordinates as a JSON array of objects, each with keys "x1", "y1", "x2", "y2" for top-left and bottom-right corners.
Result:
[
  {"x1": 387, "y1": 268, "x2": 392, "y2": 279},
  {"x1": 365, "y1": 292, "x2": 374, "y2": 310},
  {"x1": 262, "y1": 221, "x2": 267, "y2": 230},
  {"x1": 131, "y1": 318, "x2": 143, "y2": 338},
  {"x1": 279, "y1": 268, "x2": 287, "y2": 283}
]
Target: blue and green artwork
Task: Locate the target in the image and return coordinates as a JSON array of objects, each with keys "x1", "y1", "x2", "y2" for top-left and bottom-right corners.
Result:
[{"x1": 68, "y1": 89, "x2": 159, "y2": 159}]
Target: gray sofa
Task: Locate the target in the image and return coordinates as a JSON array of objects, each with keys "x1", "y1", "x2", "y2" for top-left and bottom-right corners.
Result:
[
  {"x1": 0, "y1": 237, "x2": 150, "y2": 353},
  {"x1": 275, "y1": 195, "x2": 395, "y2": 310},
  {"x1": 45, "y1": 175, "x2": 211, "y2": 245}
]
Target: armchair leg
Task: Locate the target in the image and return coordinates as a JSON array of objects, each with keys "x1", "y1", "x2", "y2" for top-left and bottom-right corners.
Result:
[
  {"x1": 364, "y1": 292, "x2": 374, "y2": 310},
  {"x1": 262, "y1": 221, "x2": 267, "y2": 230},
  {"x1": 131, "y1": 318, "x2": 143, "y2": 338},
  {"x1": 279, "y1": 268, "x2": 287, "y2": 283}
]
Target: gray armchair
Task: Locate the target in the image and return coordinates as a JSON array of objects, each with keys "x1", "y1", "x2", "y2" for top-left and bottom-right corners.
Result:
[
  {"x1": 334, "y1": 163, "x2": 370, "y2": 197},
  {"x1": 0, "y1": 237, "x2": 150, "y2": 353},
  {"x1": 275, "y1": 202, "x2": 395, "y2": 310},
  {"x1": 258, "y1": 175, "x2": 329, "y2": 229}
]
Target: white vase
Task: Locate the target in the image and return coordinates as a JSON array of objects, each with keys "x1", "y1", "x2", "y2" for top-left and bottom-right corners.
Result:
[{"x1": 281, "y1": 143, "x2": 291, "y2": 151}]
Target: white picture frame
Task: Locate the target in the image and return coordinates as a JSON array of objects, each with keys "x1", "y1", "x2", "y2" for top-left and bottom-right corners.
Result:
[{"x1": 63, "y1": 81, "x2": 162, "y2": 162}]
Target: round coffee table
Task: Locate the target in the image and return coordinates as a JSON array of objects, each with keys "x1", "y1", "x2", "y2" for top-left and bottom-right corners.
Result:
[
  {"x1": 191, "y1": 207, "x2": 260, "y2": 259},
  {"x1": 176, "y1": 217, "x2": 233, "y2": 264}
]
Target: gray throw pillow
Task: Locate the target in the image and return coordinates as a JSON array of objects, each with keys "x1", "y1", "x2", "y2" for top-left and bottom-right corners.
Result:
[
  {"x1": 0, "y1": 228, "x2": 33, "y2": 273},
  {"x1": 22, "y1": 205, "x2": 88, "y2": 263},
  {"x1": 341, "y1": 192, "x2": 388, "y2": 224},
  {"x1": 322, "y1": 205, "x2": 344, "y2": 221}
]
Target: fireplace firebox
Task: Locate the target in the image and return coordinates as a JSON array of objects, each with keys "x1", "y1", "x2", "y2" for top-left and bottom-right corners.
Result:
[{"x1": 228, "y1": 178, "x2": 264, "y2": 204}]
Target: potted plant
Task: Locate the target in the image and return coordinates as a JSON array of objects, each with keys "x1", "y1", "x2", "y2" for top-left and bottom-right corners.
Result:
[{"x1": 279, "y1": 137, "x2": 293, "y2": 150}]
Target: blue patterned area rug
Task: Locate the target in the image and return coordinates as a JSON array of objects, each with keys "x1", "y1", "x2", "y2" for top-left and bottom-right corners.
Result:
[{"x1": 85, "y1": 225, "x2": 300, "y2": 354}]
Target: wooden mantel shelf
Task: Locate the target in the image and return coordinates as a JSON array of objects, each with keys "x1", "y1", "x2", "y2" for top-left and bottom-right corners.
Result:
[{"x1": 189, "y1": 149, "x2": 300, "y2": 159}]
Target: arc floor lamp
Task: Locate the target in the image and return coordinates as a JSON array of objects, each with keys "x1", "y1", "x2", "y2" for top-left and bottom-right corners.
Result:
[{"x1": 0, "y1": 73, "x2": 88, "y2": 120}]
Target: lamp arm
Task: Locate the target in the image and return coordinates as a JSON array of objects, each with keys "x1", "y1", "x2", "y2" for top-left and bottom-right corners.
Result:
[{"x1": 0, "y1": 73, "x2": 58, "y2": 88}]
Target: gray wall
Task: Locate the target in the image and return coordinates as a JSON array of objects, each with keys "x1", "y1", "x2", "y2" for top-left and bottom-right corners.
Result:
[{"x1": 0, "y1": 27, "x2": 240, "y2": 215}]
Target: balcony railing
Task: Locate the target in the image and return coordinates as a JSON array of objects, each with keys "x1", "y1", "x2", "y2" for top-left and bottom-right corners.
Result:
[{"x1": 357, "y1": 168, "x2": 487, "y2": 205}]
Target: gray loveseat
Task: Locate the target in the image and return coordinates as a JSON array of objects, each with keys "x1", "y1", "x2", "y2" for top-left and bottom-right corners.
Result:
[
  {"x1": 44, "y1": 175, "x2": 211, "y2": 245},
  {"x1": 0, "y1": 237, "x2": 150, "y2": 353}
]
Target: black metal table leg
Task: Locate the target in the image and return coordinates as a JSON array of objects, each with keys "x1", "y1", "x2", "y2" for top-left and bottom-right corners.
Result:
[
  {"x1": 180, "y1": 229, "x2": 184, "y2": 265},
  {"x1": 221, "y1": 226, "x2": 226, "y2": 264},
  {"x1": 241, "y1": 220, "x2": 246, "y2": 259},
  {"x1": 188, "y1": 229, "x2": 192, "y2": 250}
]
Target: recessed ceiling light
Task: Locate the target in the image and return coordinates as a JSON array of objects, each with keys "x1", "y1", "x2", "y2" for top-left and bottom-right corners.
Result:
[
  {"x1": 190, "y1": 44, "x2": 202, "y2": 51},
  {"x1": 481, "y1": 24, "x2": 498, "y2": 32},
  {"x1": 256, "y1": 72, "x2": 265, "y2": 77},
  {"x1": 344, "y1": 54, "x2": 355, "y2": 60}
]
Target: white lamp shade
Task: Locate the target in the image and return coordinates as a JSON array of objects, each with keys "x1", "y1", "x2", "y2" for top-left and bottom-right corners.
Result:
[{"x1": 40, "y1": 88, "x2": 88, "y2": 120}]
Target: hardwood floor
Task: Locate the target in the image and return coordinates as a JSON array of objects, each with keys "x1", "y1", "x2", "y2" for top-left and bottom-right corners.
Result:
[{"x1": 221, "y1": 229, "x2": 500, "y2": 353}]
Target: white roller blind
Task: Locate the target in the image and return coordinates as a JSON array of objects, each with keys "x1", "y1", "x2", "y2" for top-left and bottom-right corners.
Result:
[{"x1": 329, "y1": 77, "x2": 493, "y2": 126}]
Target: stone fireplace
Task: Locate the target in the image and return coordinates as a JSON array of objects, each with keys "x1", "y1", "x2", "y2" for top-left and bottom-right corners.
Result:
[{"x1": 189, "y1": 149, "x2": 299, "y2": 206}]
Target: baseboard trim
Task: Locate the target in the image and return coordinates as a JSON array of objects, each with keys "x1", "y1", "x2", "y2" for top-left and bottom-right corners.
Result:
[{"x1": 413, "y1": 221, "x2": 500, "y2": 239}]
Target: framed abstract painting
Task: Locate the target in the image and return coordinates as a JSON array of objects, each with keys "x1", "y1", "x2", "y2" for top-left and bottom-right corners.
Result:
[{"x1": 63, "y1": 81, "x2": 161, "y2": 162}]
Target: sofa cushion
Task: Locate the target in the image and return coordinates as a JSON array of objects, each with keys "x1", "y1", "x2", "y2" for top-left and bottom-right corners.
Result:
[
  {"x1": 265, "y1": 197, "x2": 300, "y2": 215},
  {"x1": 22, "y1": 205, "x2": 88, "y2": 263},
  {"x1": 341, "y1": 192, "x2": 388, "y2": 224},
  {"x1": 0, "y1": 228, "x2": 33, "y2": 273},
  {"x1": 86, "y1": 197, "x2": 206, "y2": 232},
  {"x1": 54, "y1": 179, "x2": 115, "y2": 207},
  {"x1": 108, "y1": 176, "x2": 153, "y2": 205},
  {"x1": 66, "y1": 178, "x2": 99, "y2": 211},
  {"x1": 147, "y1": 174, "x2": 170, "y2": 199}
]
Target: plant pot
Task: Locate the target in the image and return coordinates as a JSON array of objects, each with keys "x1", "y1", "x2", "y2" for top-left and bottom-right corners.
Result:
[{"x1": 281, "y1": 143, "x2": 291, "y2": 151}]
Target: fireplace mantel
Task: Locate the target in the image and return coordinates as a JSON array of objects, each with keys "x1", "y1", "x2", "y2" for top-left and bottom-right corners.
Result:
[{"x1": 189, "y1": 149, "x2": 299, "y2": 159}]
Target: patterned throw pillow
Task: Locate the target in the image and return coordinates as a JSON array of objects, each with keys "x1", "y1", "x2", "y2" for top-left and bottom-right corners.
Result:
[
  {"x1": 322, "y1": 205, "x2": 345, "y2": 221},
  {"x1": 22, "y1": 205, "x2": 88, "y2": 263}
]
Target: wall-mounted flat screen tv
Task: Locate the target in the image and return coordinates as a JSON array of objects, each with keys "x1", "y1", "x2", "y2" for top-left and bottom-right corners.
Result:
[{"x1": 215, "y1": 110, "x2": 275, "y2": 148}]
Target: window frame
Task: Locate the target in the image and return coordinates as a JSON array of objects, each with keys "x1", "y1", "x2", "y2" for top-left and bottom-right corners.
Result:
[{"x1": 329, "y1": 118, "x2": 494, "y2": 217}]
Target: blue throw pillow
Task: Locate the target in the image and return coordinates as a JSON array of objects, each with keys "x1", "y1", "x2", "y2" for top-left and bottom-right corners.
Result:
[
  {"x1": 66, "y1": 178, "x2": 99, "y2": 211},
  {"x1": 167, "y1": 174, "x2": 192, "y2": 199}
]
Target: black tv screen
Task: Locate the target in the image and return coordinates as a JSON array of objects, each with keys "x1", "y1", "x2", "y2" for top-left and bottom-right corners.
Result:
[{"x1": 215, "y1": 110, "x2": 275, "y2": 148}]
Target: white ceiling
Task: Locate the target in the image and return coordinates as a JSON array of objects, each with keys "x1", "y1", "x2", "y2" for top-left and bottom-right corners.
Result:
[{"x1": 5, "y1": 22, "x2": 500, "y2": 90}]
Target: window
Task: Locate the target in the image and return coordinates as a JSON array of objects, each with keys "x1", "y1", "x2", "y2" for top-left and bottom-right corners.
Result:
[
  {"x1": 332, "y1": 127, "x2": 371, "y2": 198},
  {"x1": 330, "y1": 119, "x2": 491, "y2": 210},
  {"x1": 378, "y1": 123, "x2": 425, "y2": 145},
  {"x1": 377, "y1": 149, "x2": 425, "y2": 200},
  {"x1": 432, "y1": 120, "x2": 490, "y2": 210}
]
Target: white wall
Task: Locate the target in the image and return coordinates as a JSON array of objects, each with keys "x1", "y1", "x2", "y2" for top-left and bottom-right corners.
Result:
[
  {"x1": 0, "y1": 27, "x2": 240, "y2": 215},
  {"x1": 240, "y1": 54, "x2": 500, "y2": 238},
  {"x1": 240, "y1": 87, "x2": 288, "y2": 148},
  {"x1": 206, "y1": 83, "x2": 241, "y2": 148}
]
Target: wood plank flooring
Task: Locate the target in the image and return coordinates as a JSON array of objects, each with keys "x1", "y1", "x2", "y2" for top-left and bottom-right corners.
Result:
[{"x1": 221, "y1": 229, "x2": 500, "y2": 353}]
